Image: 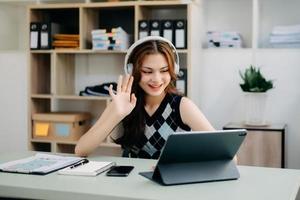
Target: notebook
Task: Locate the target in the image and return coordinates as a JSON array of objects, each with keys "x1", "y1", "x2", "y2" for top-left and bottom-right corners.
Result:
[
  {"x1": 58, "y1": 161, "x2": 116, "y2": 176},
  {"x1": 139, "y1": 129, "x2": 247, "y2": 185},
  {"x1": 0, "y1": 153, "x2": 84, "y2": 175}
]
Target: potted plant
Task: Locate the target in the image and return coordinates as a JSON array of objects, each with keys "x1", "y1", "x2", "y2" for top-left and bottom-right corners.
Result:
[{"x1": 239, "y1": 65, "x2": 274, "y2": 126}]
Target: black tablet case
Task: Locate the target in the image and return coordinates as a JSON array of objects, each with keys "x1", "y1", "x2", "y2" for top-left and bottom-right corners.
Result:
[{"x1": 139, "y1": 130, "x2": 247, "y2": 185}]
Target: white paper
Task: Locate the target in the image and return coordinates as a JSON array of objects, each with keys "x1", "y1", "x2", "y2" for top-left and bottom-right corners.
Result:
[
  {"x1": 30, "y1": 31, "x2": 38, "y2": 48},
  {"x1": 176, "y1": 80, "x2": 185, "y2": 94},
  {"x1": 150, "y1": 30, "x2": 160, "y2": 36},
  {"x1": 175, "y1": 29, "x2": 185, "y2": 48},
  {"x1": 139, "y1": 31, "x2": 148, "y2": 39},
  {"x1": 163, "y1": 30, "x2": 173, "y2": 42},
  {"x1": 41, "y1": 32, "x2": 49, "y2": 47}
]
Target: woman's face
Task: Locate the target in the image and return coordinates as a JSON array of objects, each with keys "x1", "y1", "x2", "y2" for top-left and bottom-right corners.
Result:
[{"x1": 139, "y1": 53, "x2": 171, "y2": 97}]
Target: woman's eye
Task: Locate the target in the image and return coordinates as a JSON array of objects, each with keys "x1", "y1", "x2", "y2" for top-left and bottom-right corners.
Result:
[
  {"x1": 142, "y1": 71, "x2": 152, "y2": 74},
  {"x1": 161, "y1": 69, "x2": 169, "y2": 73}
]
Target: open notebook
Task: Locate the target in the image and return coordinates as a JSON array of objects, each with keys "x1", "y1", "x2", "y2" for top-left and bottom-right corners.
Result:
[{"x1": 0, "y1": 153, "x2": 84, "y2": 175}]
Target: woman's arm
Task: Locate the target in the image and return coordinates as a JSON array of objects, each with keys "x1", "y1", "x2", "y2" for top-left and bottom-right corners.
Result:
[
  {"x1": 180, "y1": 97, "x2": 215, "y2": 131},
  {"x1": 180, "y1": 97, "x2": 239, "y2": 162},
  {"x1": 75, "y1": 75, "x2": 136, "y2": 157}
]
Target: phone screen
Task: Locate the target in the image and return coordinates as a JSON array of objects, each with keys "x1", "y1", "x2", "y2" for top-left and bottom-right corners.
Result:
[{"x1": 106, "y1": 166, "x2": 134, "y2": 177}]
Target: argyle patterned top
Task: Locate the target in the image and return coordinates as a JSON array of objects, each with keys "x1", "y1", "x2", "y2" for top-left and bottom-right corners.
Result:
[{"x1": 125, "y1": 93, "x2": 191, "y2": 159}]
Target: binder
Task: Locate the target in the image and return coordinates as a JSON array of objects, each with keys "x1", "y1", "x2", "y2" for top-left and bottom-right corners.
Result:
[
  {"x1": 149, "y1": 20, "x2": 161, "y2": 36},
  {"x1": 139, "y1": 130, "x2": 247, "y2": 185},
  {"x1": 161, "y1": 20, "x2": 174, "y2": 44},
  {"x1": 40, "y1": 23, "x2": 52, "y2": 49},
  {"x1": 30, "y1": 22, "x2": 40, "y2": 50},
  {"x1": 138, "y1": 20, "x2": 150, "y2": 39},
  {"x1": 40, "y1": 23, "x2": 61, "y2": 49},
  {"x1": 176, "y1": 68, "x2": 187, "y2": 95},
  {"x1": 174, "y1": 19, "x2": 187, "y2": 49}
]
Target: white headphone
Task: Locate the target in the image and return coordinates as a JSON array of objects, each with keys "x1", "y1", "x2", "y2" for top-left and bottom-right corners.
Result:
[{"x1": 124, "y1": 36, "x2": 180, "y2": 75}]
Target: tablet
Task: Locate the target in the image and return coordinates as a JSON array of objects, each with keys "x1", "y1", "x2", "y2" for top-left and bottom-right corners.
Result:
[{"x1": 139, "y1": 129, "x2": 247, "y2": 185}]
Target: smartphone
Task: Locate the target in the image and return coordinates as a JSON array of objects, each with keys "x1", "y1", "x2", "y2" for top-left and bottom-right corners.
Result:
[{"x1": 106, "y1": 166, "x2": 134, "y2": 177}]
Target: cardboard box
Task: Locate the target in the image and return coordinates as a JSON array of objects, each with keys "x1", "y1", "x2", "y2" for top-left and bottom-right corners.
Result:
[{"x1": 32, "y1": 112, "x2": 91, "y2": 141}]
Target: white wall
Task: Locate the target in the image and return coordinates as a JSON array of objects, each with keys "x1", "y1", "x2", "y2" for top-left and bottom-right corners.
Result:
[
  {"x1": 199, "y1": 49, "x2": 300, "y2": 169},
  {"x1": 0, "y1": 1, "x2": 300, "y2": 169},
  {"x1": 0, "y1": 3, "x2": 28, "y2": 153},
  {"x1": 0, "y1": 52, "x2": 27, "y2": 153}
]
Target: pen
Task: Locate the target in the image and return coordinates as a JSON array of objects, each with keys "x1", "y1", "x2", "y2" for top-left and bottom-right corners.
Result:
[{"x1": 70, "y1": 159, "x2": 89, "y2": 169}]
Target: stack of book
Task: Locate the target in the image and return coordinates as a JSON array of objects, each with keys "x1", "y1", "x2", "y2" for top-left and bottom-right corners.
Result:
[
  {"x1": 207, "y1": 31, "x2": 242, "y2": 48},
  {"x1": 92, "y1": 27, "x2": 130, "y2": 50},
  {"x1": 52, "y1": 34, "x2": 80, "y2": 49},
  {"x1": 270, "y1": 24, "x2": 300, "y2": 48}
]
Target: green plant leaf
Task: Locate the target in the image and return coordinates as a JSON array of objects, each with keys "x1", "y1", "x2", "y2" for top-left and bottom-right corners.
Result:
[{"x1": 239, "y1": 65, "x2": 274, "y2": 92}]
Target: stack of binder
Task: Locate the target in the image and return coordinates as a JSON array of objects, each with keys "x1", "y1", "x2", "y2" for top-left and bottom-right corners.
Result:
[
  {"x1": 138, "y1": 19, "x2": 187, "y2": 49},
  {"x1": 30, "y1": 22, "x2": 61, "y2": 50},
  {"x1": 52, "y1": 34, "x2": 80, "y2": 49},
  {"x1": 207, "y1": 31, "x2": 242, "y2": 48},
  {"x1": 269, "y1": 24, "x2": 300, "y2": 48},
  {"x1": 92, "y1": 27, "x2": 130, "y2": 51}
]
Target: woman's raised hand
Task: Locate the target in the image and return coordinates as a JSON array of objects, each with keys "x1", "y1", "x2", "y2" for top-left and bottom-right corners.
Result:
[{"x1": 108, "y1": 75, "x2": 137, "y2": 119}]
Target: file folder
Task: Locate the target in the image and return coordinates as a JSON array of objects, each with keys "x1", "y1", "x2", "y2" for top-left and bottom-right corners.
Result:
[
  {"x1": 138, "y1": 20, "x2": 149, "y2": 39},
  {"x1": 161, "y1": 20, "x2": 174, "y2": 44},
  {"x1": 139, "y1": 129, "x2": 247, "y2": 185},
  {"x1": 40, "y1": 22, "x2": 61, "y2": 49},
  {"x1": 176, "y1": 68, "x2": 187, "y2": 95},
  {"x1": 40, "y1": 23, "x2": 51, "y2": 49},
  {"x1": 30, "y1": 22, "x2": 40, "y2": 50},
  {"x1": 149, "y1": 20, "x2": 161, "y2": 36},
  {"x1": 174, "y1": 19, "x2": 187, "y2": 49}
]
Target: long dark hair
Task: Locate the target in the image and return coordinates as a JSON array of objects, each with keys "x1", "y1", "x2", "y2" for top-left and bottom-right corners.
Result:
[{"x1": 116, "y1": 40, "x2": 178, "y2": 149}]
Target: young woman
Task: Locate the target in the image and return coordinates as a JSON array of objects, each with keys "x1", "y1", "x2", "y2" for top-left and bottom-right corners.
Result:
[{"x1": 75, "y1": 36, "x2": 214, "y2": 158}]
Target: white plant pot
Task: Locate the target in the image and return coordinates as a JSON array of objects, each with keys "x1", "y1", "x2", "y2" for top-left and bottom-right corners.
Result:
[{"x1": 244, "y1": 92, "x2": 268, "y2": 126}]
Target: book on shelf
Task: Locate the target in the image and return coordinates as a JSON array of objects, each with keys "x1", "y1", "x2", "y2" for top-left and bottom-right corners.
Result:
[{"x1": 0, "y1": 153, "x2": 85, "y2": 175}]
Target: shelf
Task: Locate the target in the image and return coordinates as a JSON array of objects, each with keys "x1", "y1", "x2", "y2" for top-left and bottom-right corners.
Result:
[
  {"x1": 30, "y1": 50, "x2": 53, "y2": 54},
  {"x1": 201, "y1": 0, "x2": 252, "y2": 48},
  {"x1": 31, "y1": 94, "x2": 53, "y2": 99},
  {"x1": 55, "y1": 95, "x2": 111, "y2": 101},
  {"x1": 27, "y1": 0, "x2": 195, "y2": 154},
  {"x1": 55, "y1": 49, "x2": 127, "y2": 54},
  {"x1": 258, "y1": 0, "x2": 300, "y2": 48},
  {"x1": 31, "y1": 140, "x2": 77, "y2": 146},
  {"x1": 203, "y1": 48, "x2": 253, "y2": 53}
]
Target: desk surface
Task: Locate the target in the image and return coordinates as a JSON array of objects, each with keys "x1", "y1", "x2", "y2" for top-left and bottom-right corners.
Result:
[{"x1": 0, "y1": 152, "x2": 300, "y2": 200}]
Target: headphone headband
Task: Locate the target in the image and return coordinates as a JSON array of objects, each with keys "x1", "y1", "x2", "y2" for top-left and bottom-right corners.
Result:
[{"x1": 124, "y1": 36, "x2": 180, "y2": 75}]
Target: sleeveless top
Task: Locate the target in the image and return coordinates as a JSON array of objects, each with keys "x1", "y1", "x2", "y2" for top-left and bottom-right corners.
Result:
[{"x1": 124, "y1": 93, "x2": 191, "y2": 159}]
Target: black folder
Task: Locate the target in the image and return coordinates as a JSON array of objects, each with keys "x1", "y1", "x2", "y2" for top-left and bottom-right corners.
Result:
[
  {"x1": 174, "y1": 19, "x2": 187, "y2": 49},
  {"x1": 30, "y1": 22, "x2": 40, "y2": 50},
  {"x1": 149, "y1": 20, "x2": 161, "y2": 36},
  {"x1": 176, "y1": 68, "x2": 187, "y2": 95},
  {"x1": 138, "y1": 20, "x2": 150, "y2": 39},
  {"x1": 40, "y1": 22, "x2": 61, "y2": 49},
  {"x1": 139, "y1": 129, "x2": 247, "y2": 185},
  {"x1": 161, "y1": 20, "x2": 174, "y2": 44}
]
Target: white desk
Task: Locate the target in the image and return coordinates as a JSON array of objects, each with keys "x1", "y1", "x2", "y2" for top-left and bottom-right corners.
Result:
[{"x1": 0, "y1": 151, "x2": 300, "y2": 200}]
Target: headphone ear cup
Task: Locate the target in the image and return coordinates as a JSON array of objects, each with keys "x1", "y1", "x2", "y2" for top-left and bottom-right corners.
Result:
[{"x1": 126, "y1": 63, "x2": 133, "y2": 75}]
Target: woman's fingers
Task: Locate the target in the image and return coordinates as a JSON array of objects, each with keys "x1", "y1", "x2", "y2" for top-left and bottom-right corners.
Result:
[
  {"x1": 108, "y1": 84, "x2": 115, "y2": 97},
  {"x1": 116, "y1": 74, "x2": 133, "y2": 94},
  {"x1": 117, "y1": 75, "x2": 122, "y2": 93},
  {"x1": 122, "y1": 74, "x2": 130, "y2": 92},
  {"x1": 126, "y1": 76, "x2": 134, "y2": 93},
  {"x1": 131, "y1": 93, "x2": 137, "y2": 106}
]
